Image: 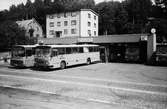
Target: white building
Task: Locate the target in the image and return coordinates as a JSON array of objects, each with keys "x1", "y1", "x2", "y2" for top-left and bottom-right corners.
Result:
[
  {"x1": 46, "y1": 9, "x2": 98, "y2": 38},
  {"x1": 16, "y1": 18, "x2": 43, "y2": 38}
]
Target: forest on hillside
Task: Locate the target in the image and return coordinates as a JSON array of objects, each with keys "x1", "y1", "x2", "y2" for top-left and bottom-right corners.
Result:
[{"x1": 0, "y1": 0, "x2": 166, "y2": 51}]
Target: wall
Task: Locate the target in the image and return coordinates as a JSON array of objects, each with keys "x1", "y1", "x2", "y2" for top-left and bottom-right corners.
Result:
[
  {"x1": 147, "y1": 34, "x2": 156, "y2": 62},
  {"x1": 46, "y1": 12, "x2": 80, "y2": 38},
  {"x1": 80, "y1": 10, "x2": 98, "y2": 37},
  {"x1": 26, "y1": 21, "x2": 43, "y2": 38}
]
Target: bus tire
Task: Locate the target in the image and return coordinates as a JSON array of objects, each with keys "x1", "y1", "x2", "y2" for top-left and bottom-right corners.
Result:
[
  {"x1": 87, "y1": 58, "x2": 91, "y2": 65},
  {"x1": 60, "y1": 61, "x2": 66, "y2": 69}
]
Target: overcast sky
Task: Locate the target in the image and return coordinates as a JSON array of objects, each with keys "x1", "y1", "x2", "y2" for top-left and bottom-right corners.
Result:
[{"x1": 0, "y1": 0, "x2": 122, "y2": 11}]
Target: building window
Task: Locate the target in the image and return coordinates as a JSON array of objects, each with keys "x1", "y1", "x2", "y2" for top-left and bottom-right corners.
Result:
[
  {"x1": 55, "y1": 31, "x2": 62, "y2": 37},
  {"x1": 88, "y1": 13, "x2": 91, "y2": 18},
  {"x1": 49, "y1": 22, "x2": 54, "y2": 27},
  {"x1": 36, "y1": 27, "x2": 39, "y2": 31},
  {"x1": 94, "y1": 15, "x2": 96, "y2": 20},
  {"x1": 64, "y1": 29, "x2": 68, "y2": 35},
  {"x1": 49, "y1": 15, "x2": 54, "y2": 19},
  {"x1": 57, "y1": 22, "x2": 61, "y2": 27},
  {"x1": 66, "y1": 48, "x2": 72, "y2": 54},
  {"x1": 72, "y1": 47, "x2": 78, "y2": 53},
  {"x1": 49, "y1": 30, "x2": 54, "y2": 35},
  {"x1": 57, "y1": 14, "x2": 61, "y2": 18},
  {"x1": 64, "y1": 13, "x2": 68, "y2": 18},
  {"x1": 71, "y1": 29, "x2": 77, "y2": 34},
  {"x1": 88, "y1": 22, "x2": 91, "y2": 27},
  {"x1": 71, "y1": 20, "x2": 77, "y2": 26},
  {"x1": 71, "y1": 12, "x2": 77, "y2": 17},
  {"x1": 88, "y1": 30, "x2": 91, "y2": 36},
  {"x1": 64, "y1": 21, "x2": 68, "y2": 26},
  {"x1": 36, "y1": 34, "x2": 39, "y2": 38},
  {"x1": 94, "y1": 23, "x2": 96, "y2": 28},
  {"x1": 94, "y1": 31, "x2": 96, "y2": 36}
]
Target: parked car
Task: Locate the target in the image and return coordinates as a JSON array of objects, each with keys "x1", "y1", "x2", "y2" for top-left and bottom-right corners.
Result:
[{"x1": 150, "y1": 52, "x2": 167, "y2": 65}]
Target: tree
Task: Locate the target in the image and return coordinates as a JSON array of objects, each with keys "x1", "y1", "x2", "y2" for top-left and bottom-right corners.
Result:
[
  {"x1": 124, "y1": 0, "x2": 152, "y2": 33},
  {"x1": 25, "y1": 0, "x2": 36, "y2": 19},
  {"x1": 0, "y1": 10, "x2": 8, "y2": 22},
  {"x1": 95, "y1": 1, "x2": 128, "y2": 35},
  {"x1": 62, "y1": 0, "x2": 95, "y2": 11},
  {"x1": 155, "y1": 0, "x2": 167, "y2": 7},
  {"x1": 147, "y1": 0, "x2": 167, "y2": 42},
  {"x1": 154, "y1": 0, "x2": 167, "y2": 18},
  {"x1": 0, "y1": 20, "x2": 37, "y2": 51}
]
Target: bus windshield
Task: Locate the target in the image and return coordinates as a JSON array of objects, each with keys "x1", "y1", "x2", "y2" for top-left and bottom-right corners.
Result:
[
  {"x1": 12, "y1": 47, "x2": 25, "y2": 57},
  {"x1": 35, "y1": 46, "x2": 51, "y2": 57}
]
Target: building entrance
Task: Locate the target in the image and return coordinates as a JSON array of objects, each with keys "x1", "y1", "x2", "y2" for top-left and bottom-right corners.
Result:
[
  {"x1": 99, "y1": 47, "x2": 106, "y2": 62},
  {"x1": 109, "y1": 44, "x2": 126, "y2": 62},
  {"x1": 55, "y1": 31, "x2": 62, "y2": 38},
  {"x1": 139, "y1": 41, "x2": 147, "y2": 63}
]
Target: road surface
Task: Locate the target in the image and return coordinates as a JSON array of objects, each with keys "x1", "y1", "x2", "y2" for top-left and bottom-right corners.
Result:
[{"x1": 0, "y1": 62, "x2": 167, "y2": 109}]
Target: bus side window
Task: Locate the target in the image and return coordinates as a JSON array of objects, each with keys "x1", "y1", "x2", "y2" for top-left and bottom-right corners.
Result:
[
  {"x1": 66, "y1": 48, "x2": 72, "y2": 54},
  {"x1": 72, "y1": 47, "x2": 78, "y2": 54},
  {"x1": 83, "y1": 47, "x2": 89, "y2": 53},
  {"x1": 89, "y1": 47, "x2": 93, "y2": 52},
  {"x1": 79, "y1": 47, "x2": 83, "y2": 53},
  {"x1": 32, "y1": 48, "x2": 35, "y2": 55},
  {"x1": 58, "y1": 48, "x2": 65, "y2": 55},
  {"x1": 26, "y1": 50, "x2": 32, "y2": 56},
  {"x1": 94, "y1": 47, "x2": 99, "y2": 52},
  {"x1": 51, "y1": 49, "x2": 58, "y2": 57}
]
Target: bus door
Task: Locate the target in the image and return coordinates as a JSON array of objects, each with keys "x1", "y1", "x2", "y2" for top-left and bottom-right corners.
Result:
[
  {"x1": 25, "y1": 48, "x2": 34, "y2": 67},
  {"x1": 51, "y1": 48, "x2": 59, "y2": 66}
]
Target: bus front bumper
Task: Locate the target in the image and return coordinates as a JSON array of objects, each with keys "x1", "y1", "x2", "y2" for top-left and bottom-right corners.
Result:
[
  {"x1": 10, "y1": 60, "x2": 24, "y2": 67},
  {"x1": 34, "y1": 63, "x2": 53, "y2": 68}
]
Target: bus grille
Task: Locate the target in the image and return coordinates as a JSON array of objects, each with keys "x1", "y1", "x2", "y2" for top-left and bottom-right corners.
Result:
[
  {"x1": 35, "y1": 58, "x2": 45, "y2": 64},
  {"x1": 10, "y1": 60, "x2": 23, "y2": 66}
]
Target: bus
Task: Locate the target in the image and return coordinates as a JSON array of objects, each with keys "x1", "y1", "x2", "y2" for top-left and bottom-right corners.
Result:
[
  {"x1": 34, "y1": 44, "x2": 100, "y2": 69},
  {"x1": 10, "y1": 45, "x2": 37, "y2": 67}
]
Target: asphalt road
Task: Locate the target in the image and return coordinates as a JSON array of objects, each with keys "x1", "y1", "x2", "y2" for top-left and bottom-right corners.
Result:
[
  {"x1": 0, "y1": 62, "x2": 167, "y2": 109},
  {"x1": 0, "y1": 86, "x2": 132, "y2": 109}
]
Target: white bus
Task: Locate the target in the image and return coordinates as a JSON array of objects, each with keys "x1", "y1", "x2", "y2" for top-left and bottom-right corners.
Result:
[
  {"x1": 10, "y1": 45, "x2": 37, "y2": 67},
  {"x1": 34, "y1": 44, "x2": 100, "y2": 69}
]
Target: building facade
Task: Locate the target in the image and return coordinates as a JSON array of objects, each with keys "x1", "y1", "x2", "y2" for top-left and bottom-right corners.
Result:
[
  {"x1": 16, "y1": 18, "x2": 43, "y2": 38},
  {"x1": 46, "y1": 9, "x2": 98, "y2": 38}
]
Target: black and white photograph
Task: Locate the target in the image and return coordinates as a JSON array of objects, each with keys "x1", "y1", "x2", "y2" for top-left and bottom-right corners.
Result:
[{"x1": 0, "y1": 0, "x2": 167, "y2": 109}]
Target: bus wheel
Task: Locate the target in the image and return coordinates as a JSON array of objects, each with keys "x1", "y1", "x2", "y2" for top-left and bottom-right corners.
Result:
[
  {"x1": 60, "y1": 61, "x2": 66, "y2": 69},
  {"x1": 87, "y1": 58, "x2": 91, "y2": 65}
]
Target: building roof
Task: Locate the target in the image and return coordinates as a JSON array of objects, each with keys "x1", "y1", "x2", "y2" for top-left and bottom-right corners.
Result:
[
  {"x1": 13, "y1": 45, "x2": 37, "y2": 48},
  {"x1": 16, "y1": 18, "x2": 42, "y2": 30},
  {"x1": 94, "y1": 34, "x2": 147, "y2": 43},
  {"x1": 80, "y1": 9, "x2": 99, "y2": 16},
  {"x1": 16, "y1": 19, "x2": 33, "y2": 28},
  {"x1": 36, "y1": 44, "x2": 98, "y2": 48},
  {"x1": 38, "y1": 34, "x2": 148, "y2": 45}
]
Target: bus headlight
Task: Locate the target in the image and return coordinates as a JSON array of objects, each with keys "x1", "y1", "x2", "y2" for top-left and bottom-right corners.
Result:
[{"x1": 45, "y1": 61, "x2": 49, "y2": 65}]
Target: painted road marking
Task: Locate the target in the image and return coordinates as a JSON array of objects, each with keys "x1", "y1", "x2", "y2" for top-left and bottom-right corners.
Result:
[{"x1": 0, "y1": 74, "x2": 167, "y2": 96}]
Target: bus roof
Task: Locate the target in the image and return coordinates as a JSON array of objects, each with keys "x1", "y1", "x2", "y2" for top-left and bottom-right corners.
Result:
[
  {"x1": 13, "y1": 45, "x2": 37, "y2": 48},
  {"x1": 36, "y1": 44, "x2": 99, "y2": 48}
]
